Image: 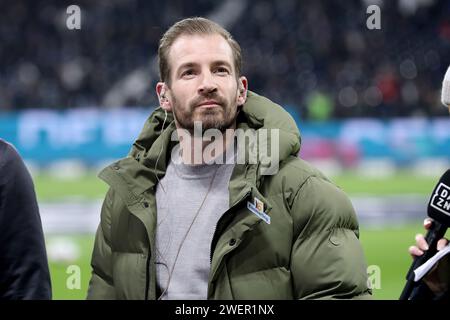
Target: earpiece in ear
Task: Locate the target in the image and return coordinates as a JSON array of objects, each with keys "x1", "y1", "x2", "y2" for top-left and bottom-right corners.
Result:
[{"x1": 160, "y1": 87, "x2": 166, "y2": 100}]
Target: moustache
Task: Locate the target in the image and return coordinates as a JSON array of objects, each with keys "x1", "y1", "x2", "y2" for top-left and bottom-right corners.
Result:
[{"x1": 190, "y1": 94, "x2": 226, "y2": 109}]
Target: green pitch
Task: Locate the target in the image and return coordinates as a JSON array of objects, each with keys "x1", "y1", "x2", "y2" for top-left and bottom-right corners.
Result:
[
  {"x1": 34, "y1": 174, "x2": 108, "y2": 201},
  {"x1": 332, "y1": 172, "x2": 438, "y2": 196}
]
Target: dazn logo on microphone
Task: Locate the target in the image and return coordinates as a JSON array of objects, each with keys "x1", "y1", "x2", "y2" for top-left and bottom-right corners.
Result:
[{"x1": 430, "y1": 182, "x2": 450, "y2": 216}]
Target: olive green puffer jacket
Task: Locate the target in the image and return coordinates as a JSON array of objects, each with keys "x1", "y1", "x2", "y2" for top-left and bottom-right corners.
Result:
[{"x1": 87, "y1": 91, "x2": 372, "y2": 300}]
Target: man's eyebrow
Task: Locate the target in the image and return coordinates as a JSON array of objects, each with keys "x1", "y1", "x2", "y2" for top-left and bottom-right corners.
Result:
[
  {"x1": 176, "y1": 62, "x2": 198, "y2": 73},
  {"x1": 211, "y1": 60, "x2": 233, "y2": 69}
]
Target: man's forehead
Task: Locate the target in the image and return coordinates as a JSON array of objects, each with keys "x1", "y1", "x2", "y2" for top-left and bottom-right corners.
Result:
[{"x1": 168, "y1": 34, "x2": 234, "y2": 68}]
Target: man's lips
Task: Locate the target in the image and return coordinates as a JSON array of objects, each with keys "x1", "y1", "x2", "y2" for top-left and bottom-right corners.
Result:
[{"x1": 197, "y1": 100, "x2": 221, "y2": 108}]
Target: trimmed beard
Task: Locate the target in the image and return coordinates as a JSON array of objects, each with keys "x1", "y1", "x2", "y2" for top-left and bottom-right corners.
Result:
[{"x1": 171, "y1": 93, "x2": 239, "y2": 133}]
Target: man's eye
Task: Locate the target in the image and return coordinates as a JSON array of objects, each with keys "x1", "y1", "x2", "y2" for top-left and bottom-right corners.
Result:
[
  {"x1": 215, "y1": 67, "x2": 229, "y2": 74},
  {"x1": 181, "y1": 70, "x2": 195, "y2": 77}
]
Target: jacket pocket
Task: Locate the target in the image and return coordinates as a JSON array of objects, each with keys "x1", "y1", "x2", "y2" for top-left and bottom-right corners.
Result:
[{"x1": 112, "y1": 252, "x2": 148, "y2": 299}]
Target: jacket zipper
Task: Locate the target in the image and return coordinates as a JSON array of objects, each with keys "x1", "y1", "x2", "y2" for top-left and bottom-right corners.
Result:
[{"x1": 209, "y1": 190, "x2": 251, "y2": 265}]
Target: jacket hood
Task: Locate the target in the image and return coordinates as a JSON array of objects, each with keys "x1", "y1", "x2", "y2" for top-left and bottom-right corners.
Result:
[{"x1": 129, "y1": 91, "x2": 301, "y2": 174}]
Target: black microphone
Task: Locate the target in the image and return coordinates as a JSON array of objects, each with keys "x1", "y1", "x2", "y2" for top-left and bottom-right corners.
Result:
[{"x1": 399, "y1": 169, "x2": 450, "y2": 300}]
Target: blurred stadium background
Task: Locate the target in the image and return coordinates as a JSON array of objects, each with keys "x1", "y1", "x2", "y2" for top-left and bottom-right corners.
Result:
[{"x1": 1, "y1": 0, "x2": 450, "y2": 299}]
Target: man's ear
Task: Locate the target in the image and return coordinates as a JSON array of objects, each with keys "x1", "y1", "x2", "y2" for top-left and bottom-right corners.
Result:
[
  {"x1": 237, "y1": 76, "x2": 248, "y2": 106},
  {"x1": 156, "y1": 82, "x2": 172, "y2": 111}
]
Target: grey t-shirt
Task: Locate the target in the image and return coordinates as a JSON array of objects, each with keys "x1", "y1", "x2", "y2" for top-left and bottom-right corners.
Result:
[{"x1": 155, "y1": 145, "x2": 235, "y2": 300}]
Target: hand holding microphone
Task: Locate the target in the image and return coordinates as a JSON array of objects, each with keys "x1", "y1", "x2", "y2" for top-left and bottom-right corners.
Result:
[
  {"x1": 400, "y1": 169, "x2": 450, "y2": 300},
  {"x1": 409, "y1": 218, "x2": 449, "y2": 296},
  {"x1": 409, "y1": 219, "x2": 449, "y2": 258}
]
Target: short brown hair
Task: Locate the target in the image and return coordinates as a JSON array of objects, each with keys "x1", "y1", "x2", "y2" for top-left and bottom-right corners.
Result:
[{"x1": 158, "y1": 17, "x2": 242, "y2": 85}]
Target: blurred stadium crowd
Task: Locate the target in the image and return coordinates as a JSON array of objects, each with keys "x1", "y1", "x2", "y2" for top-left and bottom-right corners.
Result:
[{"x1": 1, "y1": 0, "x2": 449, "y2": 119}]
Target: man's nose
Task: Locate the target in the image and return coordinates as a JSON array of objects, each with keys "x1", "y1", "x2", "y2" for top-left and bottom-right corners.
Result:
[{"x1": 198, "y1": 72, "x2": 218, "y2": 95}]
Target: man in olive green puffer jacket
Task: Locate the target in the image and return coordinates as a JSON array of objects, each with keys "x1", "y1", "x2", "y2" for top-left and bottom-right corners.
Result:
[{"x1": 87, "y1": 17, "x2": 372, "y2": 300}]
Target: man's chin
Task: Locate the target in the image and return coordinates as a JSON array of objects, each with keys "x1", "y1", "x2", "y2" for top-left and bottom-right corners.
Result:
[
  {"x1": 196, "y1": 118, "x2": 225, "y2": 131},
  {"x1": 192, "y1": 115, "x2": 235, "y2": 132}
]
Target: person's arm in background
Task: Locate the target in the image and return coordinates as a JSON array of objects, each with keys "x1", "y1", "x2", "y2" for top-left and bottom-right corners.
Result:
[
  {"x1": 409, "y1": 218, "x2": 449, "y2": 299},
  {"x1": 0, "y1": 140, "x2": 51, "y2": 299}
]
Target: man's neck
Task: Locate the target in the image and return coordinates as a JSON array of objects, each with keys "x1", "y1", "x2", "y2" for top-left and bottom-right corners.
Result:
[{"x1": 176, "y1": 124, "x2": 236, "y2": 165}]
